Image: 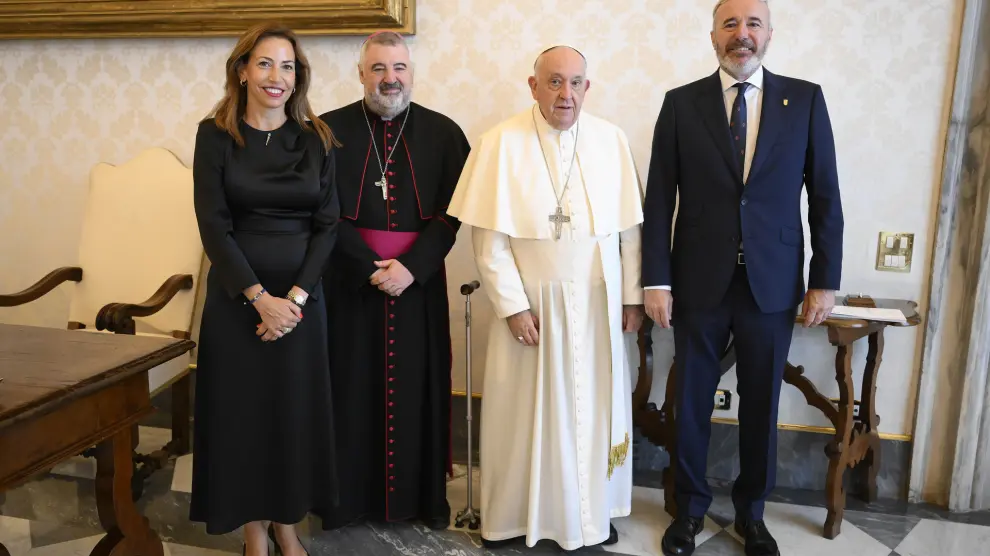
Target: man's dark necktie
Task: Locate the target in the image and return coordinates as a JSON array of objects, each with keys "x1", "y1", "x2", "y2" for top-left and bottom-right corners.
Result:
[{"x1": 730, "y1": 82, "x2": 749, "y2": 182}]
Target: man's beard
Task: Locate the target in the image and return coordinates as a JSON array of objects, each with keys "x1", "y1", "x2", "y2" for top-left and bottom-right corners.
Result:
[
  {"x1": 718, "y1": 38, "x2": 766, "y2": 80},
  {"x1": 365, "y1": 81, "x2": 412, "y2": 119}
]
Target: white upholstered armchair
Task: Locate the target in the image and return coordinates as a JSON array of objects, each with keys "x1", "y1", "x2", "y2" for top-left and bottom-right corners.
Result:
[{"x1": 0, "y1": 147, "x2": 205, "y2": 496}]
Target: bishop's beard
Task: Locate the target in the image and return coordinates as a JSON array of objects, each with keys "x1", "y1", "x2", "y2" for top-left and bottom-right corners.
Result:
[{"x1": 366, "y1": 82, "x2": 412, "y2": 119}]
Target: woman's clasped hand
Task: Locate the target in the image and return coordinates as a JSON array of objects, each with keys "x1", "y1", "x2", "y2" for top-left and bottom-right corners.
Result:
[{"x1": 253, "y1": 292, "x2": 303, "y2": 341}]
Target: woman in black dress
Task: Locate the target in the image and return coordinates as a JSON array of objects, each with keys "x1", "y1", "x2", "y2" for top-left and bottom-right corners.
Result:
[{"x1": 190, "y1": 22, "x2": 339, "y2": 555}]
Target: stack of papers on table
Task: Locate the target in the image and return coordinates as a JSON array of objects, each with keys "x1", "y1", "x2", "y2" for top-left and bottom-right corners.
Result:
[{"x1": 829, "y1": 306, "x2": 908, "y2": 324}]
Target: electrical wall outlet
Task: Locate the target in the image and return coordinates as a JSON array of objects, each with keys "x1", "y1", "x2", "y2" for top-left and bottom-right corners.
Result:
[
  {"x1": 876, "y1": 232, "x2": 914, "y2": 272},
  {"x1": 714, "y1": 389, "x2": 732, "y2": 410},
  {"x1": 829, "y1": 398, "x2": 860, "y2": 418}
]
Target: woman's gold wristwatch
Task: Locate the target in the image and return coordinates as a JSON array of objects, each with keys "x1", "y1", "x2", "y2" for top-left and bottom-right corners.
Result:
[{"x1": 285, "y1": 292, "x2": 307, "y2": 307}]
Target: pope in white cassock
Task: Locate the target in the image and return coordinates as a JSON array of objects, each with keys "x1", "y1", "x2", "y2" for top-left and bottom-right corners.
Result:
[{"x1": 446, "y1": 45, "x2": 645, "y2": 551}]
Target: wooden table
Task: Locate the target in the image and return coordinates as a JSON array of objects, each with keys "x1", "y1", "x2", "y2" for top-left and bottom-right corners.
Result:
[
  {"x1": 0, "y1": 324, "x2": 195, "y2": 556},
  {"x1": 632, "y1": 296, "x2": 920, "y2": 539}
]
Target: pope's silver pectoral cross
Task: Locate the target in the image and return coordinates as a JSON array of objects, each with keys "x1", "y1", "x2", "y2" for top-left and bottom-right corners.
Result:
[{"x1": 549, "y1": 206, "x2": 571, "y2": 240}]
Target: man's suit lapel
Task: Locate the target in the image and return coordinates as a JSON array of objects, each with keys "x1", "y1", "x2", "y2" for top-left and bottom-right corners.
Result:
[
  {"x1": 694, "y1": 71, "x2": 741, "y2": 184},
  {"x1": 749, "y1": 69, "x2": 785, "y2": 181}
]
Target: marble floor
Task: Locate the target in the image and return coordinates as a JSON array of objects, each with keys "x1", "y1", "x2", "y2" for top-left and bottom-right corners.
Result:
[{"x1": 2, "y1": 426, "x2": 989, "y2": 555}]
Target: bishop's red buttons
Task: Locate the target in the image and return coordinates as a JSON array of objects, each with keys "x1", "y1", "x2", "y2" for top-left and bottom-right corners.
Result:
[{"x1": 388, "y1": 171, "x2": 395, "y2": 176}]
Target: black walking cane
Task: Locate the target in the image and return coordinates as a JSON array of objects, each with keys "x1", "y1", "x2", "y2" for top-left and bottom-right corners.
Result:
[{"x1": 454, "y1": 280, "x2": 481, "y2": 530}]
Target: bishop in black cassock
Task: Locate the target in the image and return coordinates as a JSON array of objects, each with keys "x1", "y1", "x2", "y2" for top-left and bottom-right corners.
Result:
[{"x1": 319, "y1": 87, "x2": 469, "y2": 528}]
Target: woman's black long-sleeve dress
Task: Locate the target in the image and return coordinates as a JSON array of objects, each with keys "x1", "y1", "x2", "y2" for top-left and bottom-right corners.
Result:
[{"x1": 189, "y1": 117, "x2": 340, "y2": 535}]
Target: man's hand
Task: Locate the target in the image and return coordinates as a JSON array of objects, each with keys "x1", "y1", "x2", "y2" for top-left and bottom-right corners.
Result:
[
  {"x1": 370, "y1": 259, "x2": 414, "y2": 296},
  {"x1": 507, "y1": 310, "x2": 540, "y2": 346},
  {"x1": 623, "y1": 305, "x2": 644, "y2": 333},
  {"x1": 802, "y1": 289, "x2": 835, "y2": 327},
  {"x1": 645, "y1": 289, "x2": 673, "y2": 328}
]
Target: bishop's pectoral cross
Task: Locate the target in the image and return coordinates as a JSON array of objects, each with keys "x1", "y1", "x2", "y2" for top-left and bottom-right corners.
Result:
[
  {"x1": 375, "y1": 175, "x2": 388, "y2": 200},
  {"x1": 549, "y1": 206, "x2": 571, "y2": 240}
]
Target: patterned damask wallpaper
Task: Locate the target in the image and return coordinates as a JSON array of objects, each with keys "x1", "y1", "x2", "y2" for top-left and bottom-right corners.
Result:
[{"x1": 0, "y1": 0, "x2": 961, "y2": 434}]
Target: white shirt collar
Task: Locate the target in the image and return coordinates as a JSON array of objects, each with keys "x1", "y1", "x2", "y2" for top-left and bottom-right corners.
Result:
[
  {"x1": 533, "y1": 104, "x2": 578, "y2": 138},
  {"x1": 719, "y1": 65, "x2": 764, "y2": 93}
]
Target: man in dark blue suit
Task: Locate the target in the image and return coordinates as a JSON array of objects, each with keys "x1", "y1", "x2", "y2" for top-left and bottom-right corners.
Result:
[{"x1": 642, "y1": 1, "x2": 843, "y2": 554}]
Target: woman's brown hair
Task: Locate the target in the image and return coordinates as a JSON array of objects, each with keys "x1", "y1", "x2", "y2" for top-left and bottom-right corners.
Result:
[{"x1": 207, "y1": 22, "x2": 339, "y2": 151}]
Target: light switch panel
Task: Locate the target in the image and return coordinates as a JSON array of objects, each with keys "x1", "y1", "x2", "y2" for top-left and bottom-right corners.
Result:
[{"x1": 876, "y1": 232, "x2": 914, "y2": 272}]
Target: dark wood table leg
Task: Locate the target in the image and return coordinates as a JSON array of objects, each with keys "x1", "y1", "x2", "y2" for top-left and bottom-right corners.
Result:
[
  {"x1": 90, "y1": 425, "x2": 163, "y2": 556},
  {"x1": 854, "y1": 330, "x2": 885, "y2": 503},
  {"x1": 822, "y1": 342, "x2": 855, "y2": 540},
  {"x1": 783, "y1": 339, "x2": 854, "y2": 540},
  {"x1": 171, "y1": 373, "x2": 193, "y2": 456}
]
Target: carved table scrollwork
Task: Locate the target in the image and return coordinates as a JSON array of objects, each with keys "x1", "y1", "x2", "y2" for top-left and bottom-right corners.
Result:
[{"x1": 632, "y1": 296, "x2": 920, "y2": 539}]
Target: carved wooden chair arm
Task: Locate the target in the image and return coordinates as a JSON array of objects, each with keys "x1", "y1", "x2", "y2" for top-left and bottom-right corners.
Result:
[
  {"x1": 0, "y1": 266, "x2": 83, "y2": 307},
  {"x1": 95, "y1": 274, "x2": 194, "y2": 334}
]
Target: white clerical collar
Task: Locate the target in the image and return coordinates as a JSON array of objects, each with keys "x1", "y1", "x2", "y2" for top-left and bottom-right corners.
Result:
[
  {"x1": 719, "y1": 65, "x2": 764, "y2": 93},
  {"x1": 533, "y1": 104, "x2": 579, "y2": 138}
]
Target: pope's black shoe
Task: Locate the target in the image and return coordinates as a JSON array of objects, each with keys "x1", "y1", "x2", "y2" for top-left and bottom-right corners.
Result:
[
  {"x1": 603, "y1": 524, "x2": 618, "y2": 545},
  {"x1": 661, "y1": 516, "x2": 703, "y2": 556},
  {"x1": 733, "y1": 518, "x2": 780, "y2": 556},
  {"x1": 481, "y1": 536, "x2": 520, "y2": 549}
]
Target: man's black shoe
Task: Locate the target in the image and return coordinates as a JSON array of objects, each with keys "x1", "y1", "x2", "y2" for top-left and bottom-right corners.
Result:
[
  {"x1": 661, "y1": 516, "x2": 703, "y2": 556},
  {"x1": 733, "y1": 518, "x2": 780, "y2": 556},
  {"x1": 421, "y1": 516, "x2": 449, "y2": 530}
]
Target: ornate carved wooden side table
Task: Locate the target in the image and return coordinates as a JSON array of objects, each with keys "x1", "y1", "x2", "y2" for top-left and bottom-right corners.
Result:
[{"x1": 632, "y1": 295, "x2": 920, "y2": 539}]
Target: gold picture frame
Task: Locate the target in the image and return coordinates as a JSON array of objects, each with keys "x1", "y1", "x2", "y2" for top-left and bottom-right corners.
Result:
[{"x1": 0, "y1": 0, "x2": 414, "y2": 40}]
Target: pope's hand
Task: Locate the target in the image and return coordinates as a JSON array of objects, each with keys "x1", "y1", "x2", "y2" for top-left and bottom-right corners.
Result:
[
  {"x1": 507, "y1": 310, "x2": 540, "y2": 346},
  {"x1": 623, "y1": 305, "x2": 644, "y2": 332},
  {"x1": 645, "y1": 289, "x2": 673, "y2": 328}
]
